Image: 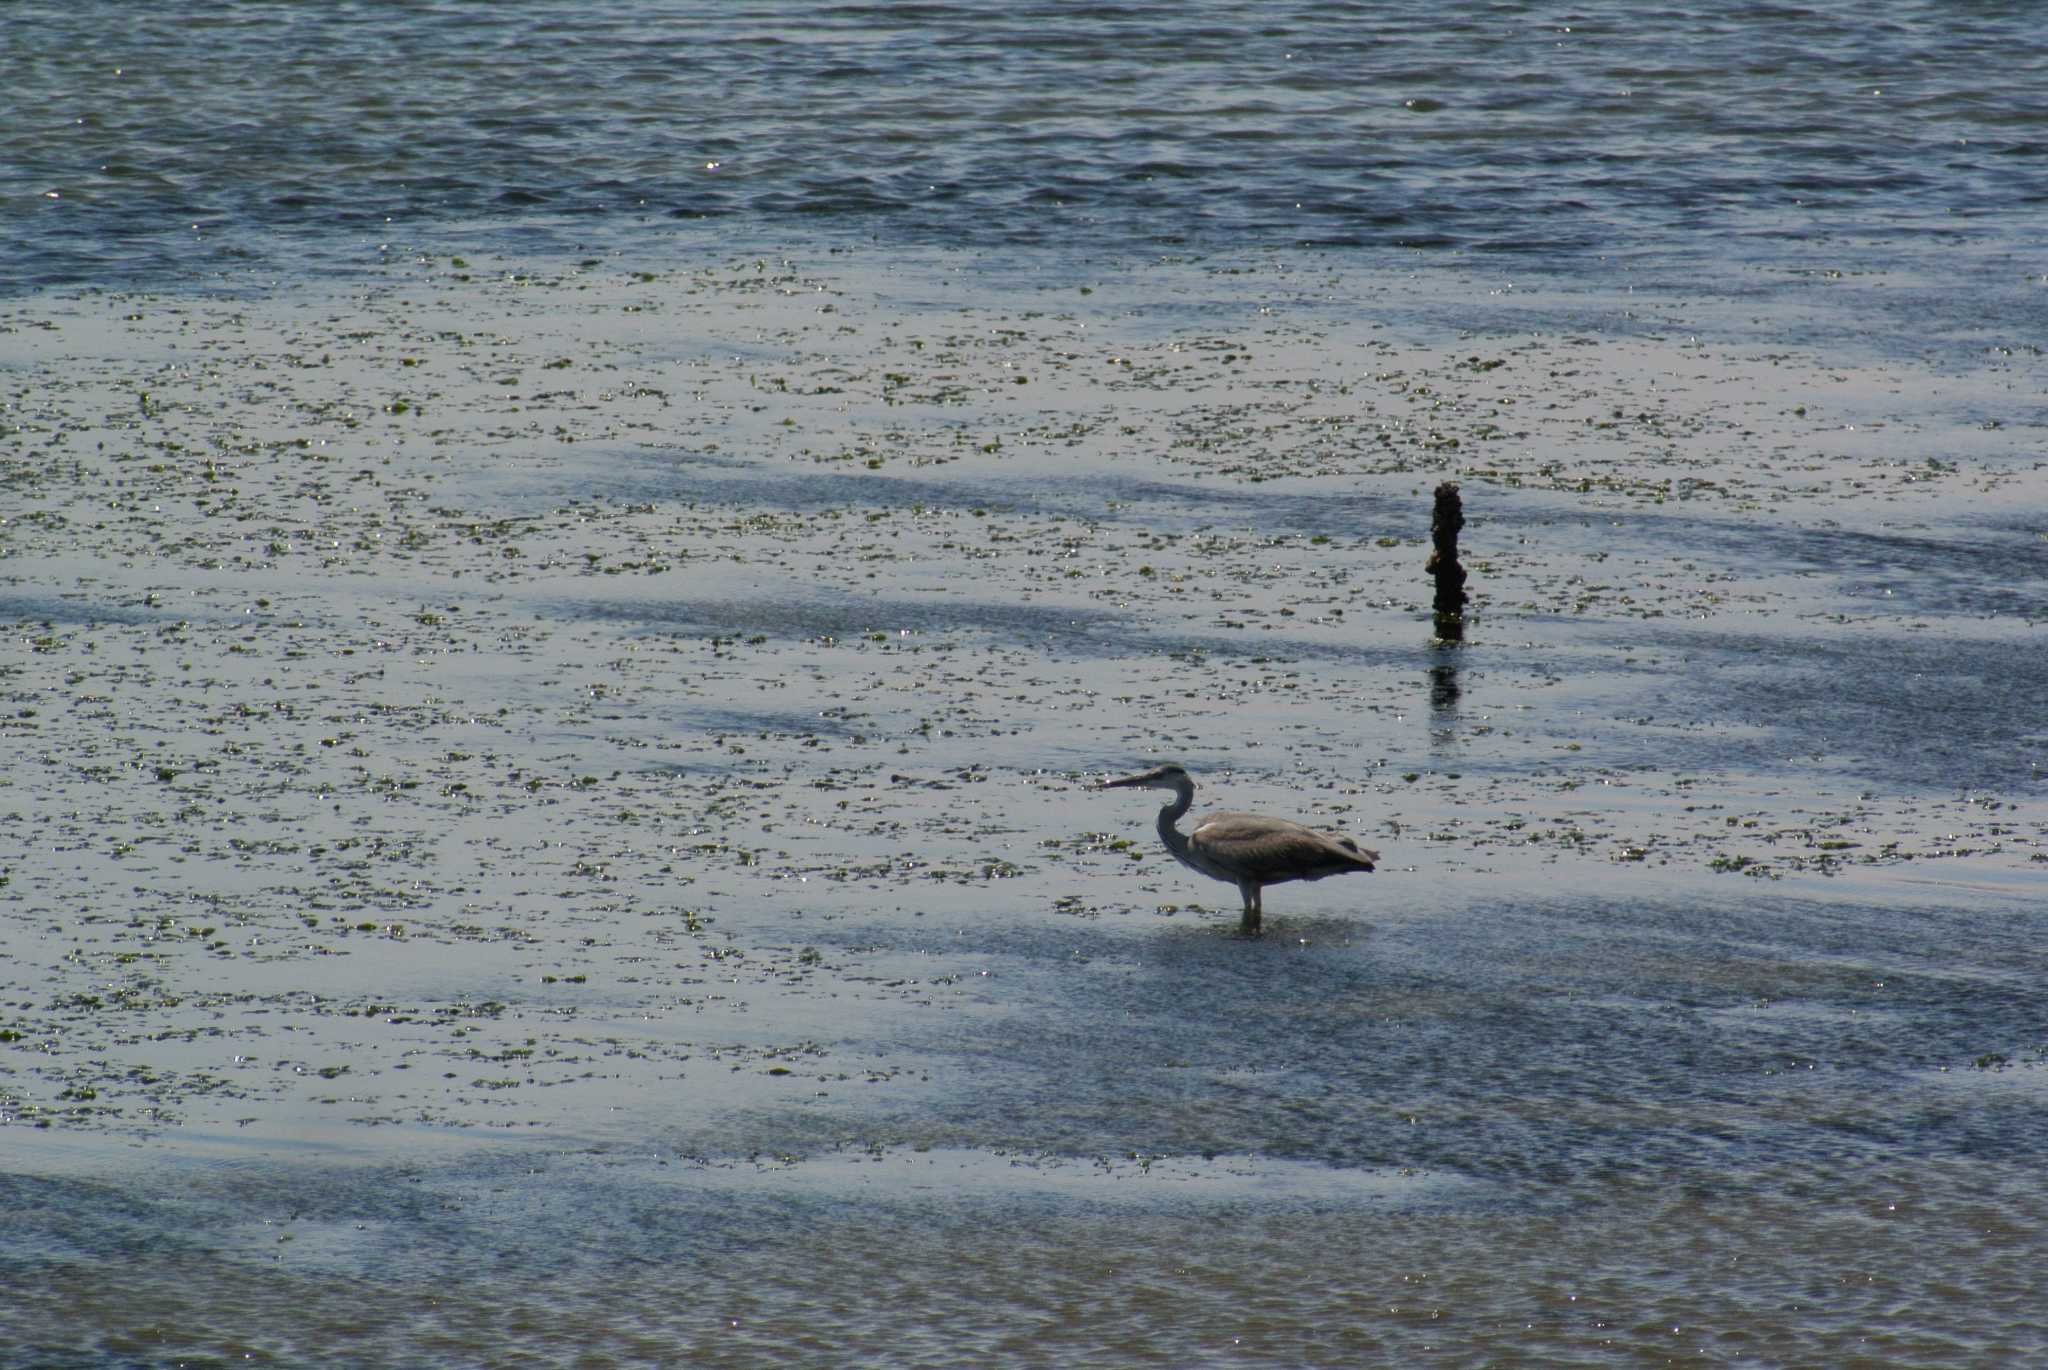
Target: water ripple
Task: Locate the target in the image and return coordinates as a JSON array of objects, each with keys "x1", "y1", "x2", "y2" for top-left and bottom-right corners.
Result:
[{"x1": 5, "y1": 1, "x2": 2044, "y2": 287}]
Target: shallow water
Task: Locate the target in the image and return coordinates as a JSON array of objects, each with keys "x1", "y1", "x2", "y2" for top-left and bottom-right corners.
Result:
[
  {"x1": 5, "y1": 249, "x2": 2043, "y2": 1366},
  {"x1": 5, "y1": 5, "x2": 2047, "y2": 1365}
]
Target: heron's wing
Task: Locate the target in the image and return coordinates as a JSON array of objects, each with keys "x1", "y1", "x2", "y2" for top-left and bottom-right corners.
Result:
[{"x1": 1189, "y1": 811, "x2": 1378, "y2": 881}]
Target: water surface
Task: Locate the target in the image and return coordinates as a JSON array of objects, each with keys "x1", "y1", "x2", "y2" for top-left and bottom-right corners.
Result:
[{"x1": 3, "y1": 4, "x2": 2045, "y2": 1365}]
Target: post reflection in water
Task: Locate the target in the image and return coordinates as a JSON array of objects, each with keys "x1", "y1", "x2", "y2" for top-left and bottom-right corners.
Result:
[{"x1": 1429, "y1": 659, "x2": 1461, "y2": 715}]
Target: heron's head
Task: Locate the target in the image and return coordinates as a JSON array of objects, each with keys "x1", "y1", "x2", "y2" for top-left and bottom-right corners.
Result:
[{"x1": 1104, "y1": 763, "x2": 1192, "y2": 791}]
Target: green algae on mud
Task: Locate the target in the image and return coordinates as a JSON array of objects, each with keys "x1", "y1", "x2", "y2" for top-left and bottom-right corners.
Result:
[{"x1": 3, "y1": 249, "x2": 2044, "y2": 1152}]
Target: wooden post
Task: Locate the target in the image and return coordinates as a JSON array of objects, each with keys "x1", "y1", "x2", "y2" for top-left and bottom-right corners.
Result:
[{"x1": 1427, "y1": 480, "x2": 1467, "y2": 640}]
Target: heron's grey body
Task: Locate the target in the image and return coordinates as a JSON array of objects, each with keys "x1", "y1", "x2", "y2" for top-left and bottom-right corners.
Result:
[{"x1": 1104, "y1": 763, "x2": 1378, "y2": 934}]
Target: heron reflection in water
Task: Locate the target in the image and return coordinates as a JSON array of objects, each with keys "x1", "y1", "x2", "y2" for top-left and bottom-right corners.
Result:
[{"x1": 1104, "y1": 763, "x2": 1378, "y2": 935}]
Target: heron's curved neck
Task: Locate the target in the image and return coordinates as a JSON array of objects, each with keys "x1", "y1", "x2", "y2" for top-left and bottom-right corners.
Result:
[{"x1": 1155, "y1": 776, "x2": 1195, "y2": 856}]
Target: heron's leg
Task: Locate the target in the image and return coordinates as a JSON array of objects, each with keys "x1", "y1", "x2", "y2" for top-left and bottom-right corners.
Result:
[{"x1": 1239, "y1": 883, "x2": 1262, "y2": 936}]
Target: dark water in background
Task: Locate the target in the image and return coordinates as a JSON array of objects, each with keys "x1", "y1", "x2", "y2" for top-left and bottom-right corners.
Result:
[{"x1": 6, "y1": 0, "x2": 2045, "y2": 307}]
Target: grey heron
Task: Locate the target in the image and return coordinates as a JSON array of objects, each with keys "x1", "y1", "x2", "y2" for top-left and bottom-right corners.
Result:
[{"x1": 1104, "y1": 763, "x2": 1379, "y2": 935}]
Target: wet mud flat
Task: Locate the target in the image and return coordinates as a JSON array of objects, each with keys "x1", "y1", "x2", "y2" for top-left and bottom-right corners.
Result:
[{"x1": 3, "y1": 249, "x2": 2045, "y2": 1364}]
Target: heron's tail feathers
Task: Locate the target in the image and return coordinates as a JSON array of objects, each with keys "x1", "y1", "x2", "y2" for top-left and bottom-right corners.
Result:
[{"x1": 1334, "y1": 836, "x2": 1380, "y2": 869}]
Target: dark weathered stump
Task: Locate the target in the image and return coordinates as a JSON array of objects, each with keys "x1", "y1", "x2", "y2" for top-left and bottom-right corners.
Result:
[{"x1": 1427, "y1": 480, "x2": 1467, "y2": 640}]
